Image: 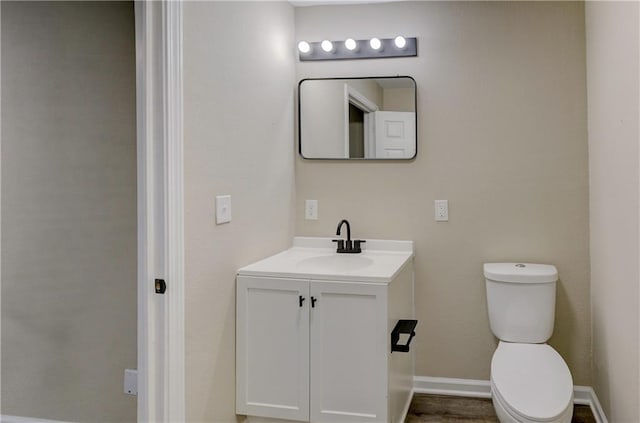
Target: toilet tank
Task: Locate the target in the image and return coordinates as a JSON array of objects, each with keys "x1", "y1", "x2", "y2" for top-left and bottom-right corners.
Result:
[{"x1": 484, "y1": 263, "x2": 558, "y2": 343}]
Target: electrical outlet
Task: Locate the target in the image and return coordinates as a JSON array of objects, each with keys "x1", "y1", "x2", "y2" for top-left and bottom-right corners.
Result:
[
  {"x1": 435, "y1": 200, "x2": 448, "y2": 221},
  {"x1": 124, "y1": 369, "x2": 138, "y2": 395},
  {"x1": 305, "y1": 199, "x2": 318, "y2": 220}
]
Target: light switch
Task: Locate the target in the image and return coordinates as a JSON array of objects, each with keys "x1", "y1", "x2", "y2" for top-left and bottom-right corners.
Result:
[{"x1": 216, "y1": 195, "x2": 232, "y2": 224}]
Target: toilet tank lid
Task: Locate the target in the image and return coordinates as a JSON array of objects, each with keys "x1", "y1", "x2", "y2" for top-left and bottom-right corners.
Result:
[{"x1": 484, "y1": 263, "x2": 557, "y2": 283}]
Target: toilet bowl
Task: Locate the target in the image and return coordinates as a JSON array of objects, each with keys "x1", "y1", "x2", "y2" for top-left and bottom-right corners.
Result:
[
  {"x1": 484, "y1": 263, "x2": 574, "y2": 423},
  {"x1": 490, "y1": 342, "x2": 573, "y2": 423}
]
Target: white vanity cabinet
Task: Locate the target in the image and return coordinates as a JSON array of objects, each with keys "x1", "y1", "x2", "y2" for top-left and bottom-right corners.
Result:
[
  {"x1": 308, "y1": 280, "x2": 388, "y2": 423},
  {"x1": 236, "y1": 276, "x2": 311, "y2": 421},
  {"x1": 236, "y1": 237, "x2": 415, "y2": 423}
]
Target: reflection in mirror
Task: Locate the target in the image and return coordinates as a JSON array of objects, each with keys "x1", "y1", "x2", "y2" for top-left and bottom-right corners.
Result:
[{"x1": 299, "y1": 76, "x2": 416, "y2": 160}]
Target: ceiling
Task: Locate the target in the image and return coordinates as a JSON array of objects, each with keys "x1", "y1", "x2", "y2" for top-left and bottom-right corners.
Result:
[{"x1": 288, "y1": 0, "x2": 403, "y2": 7}]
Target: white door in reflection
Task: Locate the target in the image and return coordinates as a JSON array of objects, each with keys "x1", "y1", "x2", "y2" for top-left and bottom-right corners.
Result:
[{"x1": 373, "y1": 111, "x2": 416, "y2": 158}]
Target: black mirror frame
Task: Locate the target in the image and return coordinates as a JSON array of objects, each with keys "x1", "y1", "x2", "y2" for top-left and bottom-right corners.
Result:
[{"x1": 298, "y1": 75, "x2": 417, "y2": 161}]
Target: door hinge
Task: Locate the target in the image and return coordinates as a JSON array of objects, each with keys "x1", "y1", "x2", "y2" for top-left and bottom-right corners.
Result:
[{"x1": 155, "y1": 278, "x2": 167, "y2": 294}]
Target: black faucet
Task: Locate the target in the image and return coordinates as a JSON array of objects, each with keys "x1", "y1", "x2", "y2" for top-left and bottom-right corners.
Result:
[{"x1": 333, "y1": 219, "x2": 366, "y2": 253}]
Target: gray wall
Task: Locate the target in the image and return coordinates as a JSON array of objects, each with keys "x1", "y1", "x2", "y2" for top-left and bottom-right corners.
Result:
[
  {"x1": 183, "y1": 2, "x2": 296, "y2": 422},
  {"x1": 1, "y1": 2, "x2": 137, "y2": 421},
  {"x1": 586, "y1": 1, "x2": 640, "y2": 421},
  {"x1": 295, "y1": 1, "x2": 591, "y2": 385},
  {"x1": 300, "y1": 80, "x2": 347, "y2": 157}
]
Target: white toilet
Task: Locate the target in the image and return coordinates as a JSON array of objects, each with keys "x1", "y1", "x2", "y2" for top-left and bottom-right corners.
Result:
[{"x1": 484, "y1": 263, "x2": 574, "y2": 423}]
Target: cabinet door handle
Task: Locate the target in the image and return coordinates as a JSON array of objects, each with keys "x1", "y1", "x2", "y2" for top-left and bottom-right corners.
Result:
[
  {"x1": 299, "y1": 295, "x2": 305, "y2": 307},
  {"x1": 311, "y1": 296, "x2": 317, "y2": 308}
]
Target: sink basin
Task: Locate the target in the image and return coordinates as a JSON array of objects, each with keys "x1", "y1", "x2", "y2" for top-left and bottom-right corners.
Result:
[
  {"x1": 296, "y1": 254, "x2": 374, "y2": 272},
  {"x1": 237, "y1": 237, "x2": 414, "y2": 283}
]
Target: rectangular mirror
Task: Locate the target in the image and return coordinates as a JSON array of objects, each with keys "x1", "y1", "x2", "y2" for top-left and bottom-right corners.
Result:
[{"x1": 298, "y1": 76, "x2": 416, "y2": 160}]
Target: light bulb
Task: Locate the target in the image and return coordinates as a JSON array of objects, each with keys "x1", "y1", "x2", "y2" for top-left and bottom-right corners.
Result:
[
  {"x1": 321, "y1": 40, "x2": 334, "y2": 53},
  {"x1": 394, "y1": 36, "x2": 407, "y2": 49},
  {"x1": 344, "y1": 38, "x2": 357, "y2": 51},
  {"x1": 369, "y1": 37, "x2": 382, "y2": 51},
  {"x1": 298, "y1": 41, "x2": 310, "y2": 54}
]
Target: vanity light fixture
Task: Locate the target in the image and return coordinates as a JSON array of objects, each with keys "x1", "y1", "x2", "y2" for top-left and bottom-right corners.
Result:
[
  {"x1": 394, "y1": 36, "x2": 407, "y2": 49},
  {"x1": 344, "y1": 38, "x2": 357, "y2": 51},
  {"x1": 321, "y1": 40, "x2": 334, "y2": 53},
  {"x1": 298, "y1": 41, "x2": 311, "y2": 54},
  {"x1": 297, "y1": 36, "x2": 417, "y2": 61}
]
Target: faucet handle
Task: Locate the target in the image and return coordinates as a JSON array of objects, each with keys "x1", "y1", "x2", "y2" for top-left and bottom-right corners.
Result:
[
  {"x1": 353, "y1": 239, "x2": 366, "y2": 253},
  {"x1": 344, "y1": 239, "x2": 353, "y2": 251},
  {"x1": 332, "y1": 239, "x2": 345, "y2": 252}
]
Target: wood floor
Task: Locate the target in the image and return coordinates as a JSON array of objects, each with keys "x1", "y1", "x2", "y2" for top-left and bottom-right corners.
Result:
[{"x1": 406, "y1": 394, "x2": 597, "y2": 423}]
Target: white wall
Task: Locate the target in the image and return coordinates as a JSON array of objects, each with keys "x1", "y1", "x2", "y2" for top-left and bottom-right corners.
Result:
[
  {"x1": 586, "y1": 1, "x2": 640, "y2": 421},
  {"x1": 1, "y1": 2, "x2": 137, "y2": 421},
  {"x1": 295, "y1": 1, "x2": 591, "y2": 385},
  {"x1": 182, "y1": 2, "x2": 296, "y2": 421}
]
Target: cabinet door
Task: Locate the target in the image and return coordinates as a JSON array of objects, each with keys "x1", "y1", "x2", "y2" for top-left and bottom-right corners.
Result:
[
  {"x1": 310, "y1": 281, "x2": 387, "y2": 422},
  {"x1": 236, "y1": 276, "x2": 310, "y2": 421}
]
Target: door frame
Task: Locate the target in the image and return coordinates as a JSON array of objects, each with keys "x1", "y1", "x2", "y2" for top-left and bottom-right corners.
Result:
[
  {"x1": 343, "y1": 84, "x2": 378, "y2": 158},
  {"x1": 135, "y1": 1, "x2": 185, "y2": 422}
]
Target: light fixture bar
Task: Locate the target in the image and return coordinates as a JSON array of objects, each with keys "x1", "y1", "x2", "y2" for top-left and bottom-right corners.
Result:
[{"x1": 298, "y1": 37, "x2": 417, "y2": 61}]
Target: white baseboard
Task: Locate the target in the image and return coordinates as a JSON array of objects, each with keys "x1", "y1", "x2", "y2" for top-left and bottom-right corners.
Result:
[
  {"x1": 414, "y1": 376, "x2": 491, "y2": 398},
  {"x1": 2, "y1": 415, "x2": 73, "y2": 423},
  {"x1": 573, "y1": 386, "x2": 608, "y2": 423},
  {"x1": 414, "y1": 376, "x2": 608, "y2": 423}
]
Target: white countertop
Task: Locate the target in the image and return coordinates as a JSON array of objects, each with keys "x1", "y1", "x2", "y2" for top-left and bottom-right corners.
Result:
[{"x1": 237, "y1": 237, "x2": 414, "y2": 284}]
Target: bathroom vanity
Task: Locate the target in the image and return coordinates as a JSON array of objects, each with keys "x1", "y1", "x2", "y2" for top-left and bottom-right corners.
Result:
[{"x1": 236, "y1": 237, "x2": 415, "y2": 423}]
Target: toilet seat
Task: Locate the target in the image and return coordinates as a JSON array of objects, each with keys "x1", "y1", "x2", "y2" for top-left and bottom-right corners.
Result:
[
  {"x1": 492, "y1": 379, "x2": 573, "y2": 423},
  {"x1": 491, "y1": 342, "x2": 573, "y2": 422}
]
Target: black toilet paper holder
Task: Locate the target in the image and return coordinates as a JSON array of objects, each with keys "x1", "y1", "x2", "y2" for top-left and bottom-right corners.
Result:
[{"x1": 391, "y1": 319, "x2": 417, "y2": 353}]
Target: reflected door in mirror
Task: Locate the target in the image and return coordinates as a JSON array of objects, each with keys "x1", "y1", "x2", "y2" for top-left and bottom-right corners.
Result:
[{"x1": 298, "y1": 76, "x2": 417, "y2": 160}]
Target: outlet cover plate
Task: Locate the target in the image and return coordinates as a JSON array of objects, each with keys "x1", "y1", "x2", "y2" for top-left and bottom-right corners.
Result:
[
  {"x1": 124, "y1": 369, "x2": 138, "y2": 395},
  {"x1": 435, "y1": 199, "x2": 448, "y2": 221},
  {"x1": 305, "y1": 199, "x2": 318, "y2": 220}
]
